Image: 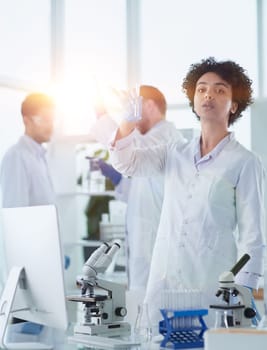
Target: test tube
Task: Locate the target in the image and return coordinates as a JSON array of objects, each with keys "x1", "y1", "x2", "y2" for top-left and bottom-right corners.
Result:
[{"x1": 133, "y1": 84, "x2": 142, "y2": 120}]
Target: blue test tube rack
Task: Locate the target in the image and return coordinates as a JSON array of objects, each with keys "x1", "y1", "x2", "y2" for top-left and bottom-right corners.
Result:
[{"x1": 159, "y1": 308, "x2": 208, "y2": 349}]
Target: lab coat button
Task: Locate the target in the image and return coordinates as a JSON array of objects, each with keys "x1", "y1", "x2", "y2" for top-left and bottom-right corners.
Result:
[{"x1": 188, "y1": 194, "x2": 192, "y2": 199}]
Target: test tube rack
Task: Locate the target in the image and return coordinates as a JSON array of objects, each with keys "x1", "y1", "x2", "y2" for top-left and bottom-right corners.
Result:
[{"x1": 159, "y1": 308, "x2": 208, "y2": 349}]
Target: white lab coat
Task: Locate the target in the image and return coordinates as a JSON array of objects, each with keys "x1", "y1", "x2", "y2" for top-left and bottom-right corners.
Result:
[
  {"x1": 118, "y1": 121, "x2": 184, "y2": 289},
  {"x1": 90, "y1": 116, "x2": 185, "y2": 289},
  {"x1": 110, "y1": 132, "x2": 265, "y2": 326},
  {"x1": 0, "y1": 135, "x2": 55, "y2": 208}
]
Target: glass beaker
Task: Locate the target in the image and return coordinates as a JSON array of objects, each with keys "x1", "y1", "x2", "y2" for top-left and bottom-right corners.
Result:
[
  {"x1": 134, "y1": 303, "x2": 152, "y2": 342},
  {"x1": 133, "y1": 84, "x2": 142, "y2": 121},
  {"x1": 214, "y1": 309, "x2": 229, "y2": 329}
]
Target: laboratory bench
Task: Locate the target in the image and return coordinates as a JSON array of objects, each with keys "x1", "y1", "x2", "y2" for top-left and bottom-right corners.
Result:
[
  {"x1": 6, "y1": 320, "x2": 267, "y2": 350},
  {"x1": 6, "y1": 320, "x2": 204, "y2": 350},
  {"x1": 60, "y1": 328, "x2": 267, "y2": 350},
  {"x1": 6, "y1": 327, "x2": 202, "y2": 350},
  {"x1": 5, "y1": 321, "x2": 167, "y2": 350},
  {"x1": 38, "y1": 335, "x2": 204, "y2": 350},
  {"x1": 4, "y1": 287, "x2": 265, "y2": 350}
]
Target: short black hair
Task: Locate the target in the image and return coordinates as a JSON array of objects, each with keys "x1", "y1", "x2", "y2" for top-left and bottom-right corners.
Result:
[
  {"x1": 182, "y1": 57, "x2": 253, "y2": 126},
  {"x1": 140, "y1": 85, "x2": 167, "y2": 115},
  {"x1": 21, "y1": 93, "x2": 55, "y2": 117}
]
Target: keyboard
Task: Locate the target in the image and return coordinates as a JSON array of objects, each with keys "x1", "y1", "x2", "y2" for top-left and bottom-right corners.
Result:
[{"x1": 68, "y1": 334, "x2": 141, "y2": 349}]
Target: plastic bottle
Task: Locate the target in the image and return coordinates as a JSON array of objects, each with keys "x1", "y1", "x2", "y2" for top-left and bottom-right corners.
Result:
[{"x1": 88, "y1": 158, "x2": 105, "y2": 192}]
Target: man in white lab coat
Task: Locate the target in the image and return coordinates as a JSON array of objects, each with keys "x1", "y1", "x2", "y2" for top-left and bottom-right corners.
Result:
[
  {"x1": 92, "y1": 85, "x2": 185, "y2": 289},
  {"x1": 120, "y1": 85, "x2": 184, "y2": 289},
  {"x1": 0, "y1": 93, "x2": 72, "y2": 342},
  {"x1": 0, "y1": 93, "x2": 59, "y2": 334},
  {"x1": 0, "y1": 93, "x2": 56, "y2": 208}
]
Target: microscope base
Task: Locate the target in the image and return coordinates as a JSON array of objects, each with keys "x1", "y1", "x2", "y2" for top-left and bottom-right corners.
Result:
[
  {"x1": 210, "y1": 304, "x2": 252, "y2": 328},
  {"x1": 74, "y1": 321, "x2": 131, "y2": 337}
]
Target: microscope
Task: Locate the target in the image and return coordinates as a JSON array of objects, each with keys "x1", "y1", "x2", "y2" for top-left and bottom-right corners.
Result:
[
  {"x1": 210, "y1": 254, "x2": 256, "y2": 328},
  {"x1": 67, "y1": 241, "x2": 131, "y2": 337}
]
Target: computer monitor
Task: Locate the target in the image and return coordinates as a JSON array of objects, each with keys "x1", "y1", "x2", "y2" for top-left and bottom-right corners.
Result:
[{"x1": 0, "y1": 205, "x2": 68, "y2": 349}]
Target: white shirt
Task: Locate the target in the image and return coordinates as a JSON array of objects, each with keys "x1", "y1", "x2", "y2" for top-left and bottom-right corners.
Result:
[
  {"x1": 110, "y1": 132, "x2": 265, "y2": 324},
  {"x1": 0, "y1": 135, "x2": 55, "y2": 208}
]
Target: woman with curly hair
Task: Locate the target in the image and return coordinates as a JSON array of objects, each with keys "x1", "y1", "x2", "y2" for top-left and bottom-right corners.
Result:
[{"x1": 110, "y1": 57, "x2": 265, "y2": 328}]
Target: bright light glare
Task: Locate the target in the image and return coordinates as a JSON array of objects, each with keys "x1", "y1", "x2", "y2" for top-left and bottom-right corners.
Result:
[
  {"x1": 47, "y1": 77, "x2": 125, "y2": 136},
  {"x1": 48, "y1": 79, "x2": 95, "y2": 136}
]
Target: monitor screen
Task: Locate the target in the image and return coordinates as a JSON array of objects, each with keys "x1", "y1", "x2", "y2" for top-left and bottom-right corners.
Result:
[{"x1": 0, "y1": 205, "x2": 68, "y2": 330}]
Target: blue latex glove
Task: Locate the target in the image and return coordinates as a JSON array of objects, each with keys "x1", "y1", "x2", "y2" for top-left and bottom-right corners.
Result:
[
  {"x1": 98, "y1": 159, "x2": 122, "y2": 186},
  {"x1": 21, "y1": 322, "x2": 43, "y2": 335}
]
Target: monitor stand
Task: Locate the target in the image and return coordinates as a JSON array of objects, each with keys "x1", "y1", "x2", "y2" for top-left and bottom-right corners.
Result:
[{"x1": 0, "y1": 266, "x2": 52, "y2": 350}]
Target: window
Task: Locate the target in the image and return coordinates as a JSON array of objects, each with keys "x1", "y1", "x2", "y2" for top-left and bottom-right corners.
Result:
[
  {"x1": 0, "y1": 87, "x2": 25, "y2": 160},
  {"x1": 62, "y1": 0, "x2": 127, "y2": 135},
  {"x1": 140, "y1": 0, "x2": 257, "y2": 147},
  {"x1": 140, "y1": 0, "x2": 257, "y2": 104},
  {"x1": 0, "y1": 0, "x2": 51, "y2": 84}
]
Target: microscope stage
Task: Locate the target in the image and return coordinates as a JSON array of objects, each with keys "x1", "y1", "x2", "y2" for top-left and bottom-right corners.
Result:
[
  {"x1": 66, "y1": 294, "x2": 108, "y2": 302},
  {"x1": 210, "y1": 304, "x2": 245, "y2": 310}
]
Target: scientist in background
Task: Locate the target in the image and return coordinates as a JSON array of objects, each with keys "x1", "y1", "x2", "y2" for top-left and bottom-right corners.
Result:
[
  {"x1": 120, "y1": 85, "x2": 184, "y2": 290},
  {"x1": 93, "y1": 85, "x2": 185, "y2": 290},
  {"x1": 0, "y1": 93, "x2": 55, "y2": 208},
  {"x1": 110, "y1": 58, "x2": 265, "y2": 328},
  {"x1": 0, "y1": 93, "x2": 70, "y2": 335}
]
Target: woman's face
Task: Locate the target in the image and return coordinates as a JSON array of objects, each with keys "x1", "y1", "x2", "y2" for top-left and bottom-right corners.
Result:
[{"x1": 193, "y1": 72, "x2": 238, "y2": 126}]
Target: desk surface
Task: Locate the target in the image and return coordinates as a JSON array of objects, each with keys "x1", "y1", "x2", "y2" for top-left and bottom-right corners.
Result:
[
  {"x1": 53, "y1": 331, "x2": 167, "y2": 350},
  {"x1": 52, "y1": 333, "x2": 204, "y2": 350},
  {"x1": 6, "y1": 323, "x2": 203, "y2": 350},
  {"x1": 56, "y1": 338, "x2": 203, "y2": 350}
]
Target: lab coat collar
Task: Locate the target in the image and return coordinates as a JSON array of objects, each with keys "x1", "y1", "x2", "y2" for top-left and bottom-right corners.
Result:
[
  {"x1": 137, "y1": 120, "x2": 167, "y2": 139},
  {"x1": 20, "y1": 134, "x2": 47, "y2": 158},
  {"x1": 194, "y1": 131, "x2": 234, "y2": 164},
  {"x1": 150, "y1": 120, "x2": 166, "y2": 130}
]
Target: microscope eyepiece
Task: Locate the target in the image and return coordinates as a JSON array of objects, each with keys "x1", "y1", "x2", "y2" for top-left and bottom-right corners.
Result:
[
  {"x1": 113, "y1": 242, "x2": 120, "y2": 248},
  {"x1": 230, "y1": 254, "x2": 250, "y2": 276}
]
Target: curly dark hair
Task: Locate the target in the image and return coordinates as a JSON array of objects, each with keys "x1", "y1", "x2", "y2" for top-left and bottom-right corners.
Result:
[{"x1": 182, "y1": 57, "x2": 253, "y2": 126}]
